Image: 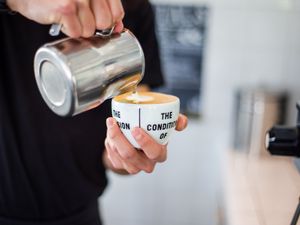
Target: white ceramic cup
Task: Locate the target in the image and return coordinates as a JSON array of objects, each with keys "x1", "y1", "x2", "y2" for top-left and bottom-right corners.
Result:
[{"x1": 111, "y1": 92, "x2": 180, "y2": 148}]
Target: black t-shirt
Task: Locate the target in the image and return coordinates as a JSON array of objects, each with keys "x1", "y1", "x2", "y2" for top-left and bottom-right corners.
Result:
[{"x1": 0, "y1": 0, "x2": 163, "y2": 221}]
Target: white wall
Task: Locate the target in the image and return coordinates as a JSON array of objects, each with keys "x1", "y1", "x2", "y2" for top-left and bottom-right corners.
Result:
[
  {"x1": 201, "y1": 0, "x2": 300, "y2": 127},
  {"x1": 100, "y1": 0, "x2": 300, "y2": 225}
]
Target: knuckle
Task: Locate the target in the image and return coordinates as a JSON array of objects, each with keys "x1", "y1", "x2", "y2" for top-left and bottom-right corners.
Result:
[
  {"x1": 76, "y1": 0, "x2": 87, "y2": 5},
  {"x1": 110, "y1": 145, "x2": 117, "y2": 153},
  {"x1": 112, "y1": 161, "x2": 123, "y2": 170},
  {"x1": 82, "y1": 27, "x2": 94, "y2": 38},
  {"x1": 120, "y1": 150, "x2": 135, "y2": 160},
  {"x1": 144, "y1": 165, "x2": 154, "y2": 173},
  {"x1": 112, "y1": 8, "x2": 125, "y2": 21},
  {"x1": 162, "y1": 156, "x2": 167, "y2": 162},
  {"x1": 138, "y1": 136, "x2": 151, "y2": 149},
  {"x1": 158, "y1": 148, "x2": 168, "y2": 162},
  {"x1": 104, "y1": 139, "x2": 110, "y2": 149},
  {"x1": 148, "y1": 152, "x2": 160, "y2": 161},
  {"x1": 68, "y1": 29, "x2": 81, "y2": 38},
  {"x1": 160, "y1": 155, "x2": 167, "y2": 163},
  {"x1": 149, "y1": 147, "x2": 167, "y2": 162},
  {"x1": 105, "y1": 137, "x2": 110, "y2": 145},
  {"x1": 59, "y1": 1, "x2": 76, "y2": 15},
  {"x1": 112, "y1": 146, "x2": 119, "y2": 156},
  {"x1": 128, "y1": 168, "x2": 140, "y2": 175},
  {"x1": 106, "y1": 152, "x2": 114, "y2": 163},
  {"x1": 107, "y1": 127, "x2": 118, "y2": 139},
  {"x1": 96, "y1": 18, "x2": 112, "y2": 29}
]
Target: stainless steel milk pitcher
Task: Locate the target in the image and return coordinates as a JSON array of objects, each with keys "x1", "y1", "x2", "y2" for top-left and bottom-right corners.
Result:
[{"x1": 34, "y1": 29, "x2": 145, "y2": 117}]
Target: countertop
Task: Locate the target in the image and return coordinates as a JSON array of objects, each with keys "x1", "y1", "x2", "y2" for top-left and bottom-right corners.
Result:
[{"x1": 222, "y1": 151, "x2": 300, "y2": 225}]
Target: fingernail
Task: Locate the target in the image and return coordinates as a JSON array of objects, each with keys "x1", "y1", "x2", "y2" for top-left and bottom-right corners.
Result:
[
  {"x1": 106, "y1": 118, "x2": 115, "y2": 128},
  {"x1": 132, "y1": 128, "x2": 142, "y2": 140}
]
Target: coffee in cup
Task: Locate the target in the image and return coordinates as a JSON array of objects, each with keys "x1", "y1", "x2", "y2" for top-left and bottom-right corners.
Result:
[{"x1": 111, "y1": 91, "x2": 180, "y2": 148}]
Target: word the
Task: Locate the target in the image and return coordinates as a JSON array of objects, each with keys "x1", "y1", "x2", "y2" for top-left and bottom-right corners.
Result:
[
  {"x1": 113, "y1": 110, "x2": 121, "y2": 118},
  {"x1": 161, "y1": 112, "x2": 173, "y2": 120}
]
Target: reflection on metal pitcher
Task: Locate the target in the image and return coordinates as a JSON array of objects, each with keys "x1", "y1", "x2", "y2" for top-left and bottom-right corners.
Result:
[{"x1": 34, "y1": 29, "x2": 145, "y2": 117}]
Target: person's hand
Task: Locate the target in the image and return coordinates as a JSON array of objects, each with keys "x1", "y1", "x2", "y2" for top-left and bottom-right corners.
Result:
[
  {"x1": 103, "y1": 114, "x2": 188, "y2": 175},
  {"x1": 6, "y1": 0, "x2": 124, "y2": 38}
]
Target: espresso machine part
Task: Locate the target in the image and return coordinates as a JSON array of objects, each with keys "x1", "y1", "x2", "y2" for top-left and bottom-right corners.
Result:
[
  {"x1": 266, "y1": 102, "x2": 300, "y2": 156},
  {"x1": 233, "y1": 88, "x2": 287, "y2": 155},
  {"x1": 34, "y1": 29, "x2": 145, "y2": 117},
  {"x1": 266, "y1": 103, "x2": 300, "y2": 225}
]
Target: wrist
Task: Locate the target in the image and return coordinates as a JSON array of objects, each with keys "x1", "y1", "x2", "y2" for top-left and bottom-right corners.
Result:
[{"x1": 0, "y1": 0, "x2": 16, "y2": 14}]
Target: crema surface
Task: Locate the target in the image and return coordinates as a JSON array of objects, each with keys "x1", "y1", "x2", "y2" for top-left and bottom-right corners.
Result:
[{"x1": 114, "y1": 91, "x2": 178, "y2": 104}]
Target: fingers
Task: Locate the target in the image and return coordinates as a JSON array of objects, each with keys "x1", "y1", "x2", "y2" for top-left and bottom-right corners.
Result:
[
  {"x1": 58, "y1": 0, "x2": 124, "y2": 38},
  {"x1": 105, "y1": 139, "x2": 141, "y2": 174},
  {"x1": 105, "y1": 113, "x2": 186, "y2": 174},
  {"x1": 176, "y1": 114, "x2": 188, "y2": 131},
  {"x1": 106, "y1": 0, "x2": 125, "y2": 26},
  {"x1": 77, "y1": 0, "x2": 96, "y2": 37},
  {"x1": 91, "y1": 0, "x2": 124, "y2": 31},
  {"x1": 106, "y1": 118, "x2": 155, "y2": 174},
  {"x1": 114, "y1": 21, "x2": 124, "y2": 33},
  {"x1": 132, "y1": 128, "x2": 167, "y2": 163},
  {"x1": 90, "y1": 0, "x2": 112, "y2": 29},
  {"x1": 57, "y1": 1, "x2": 82, "y2": 38},
  {"x1": 105, "y1": 138, "x2": 123, "y2": 169}
]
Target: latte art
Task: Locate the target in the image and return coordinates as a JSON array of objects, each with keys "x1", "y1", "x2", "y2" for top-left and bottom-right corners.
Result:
[
  {"x1": 112, "y1": 91, "x2": 180, "y2": 148},
  {"x1": 114, "y1": 91, "x2": 177, "y2": 104},
  {"x1": 125, "y1": 92, "x2": 154, "y2": 103}
]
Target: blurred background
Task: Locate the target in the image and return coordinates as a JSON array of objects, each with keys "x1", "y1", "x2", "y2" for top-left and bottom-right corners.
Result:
[{"x1": 100, "y1": 0, "x2": 300, "y2": 224}]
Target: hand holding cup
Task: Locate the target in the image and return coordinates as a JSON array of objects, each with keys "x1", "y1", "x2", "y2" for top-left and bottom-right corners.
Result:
[
  {"x1": 111, "y1": 91, "x2": 180, "y2": 148},
  {"x1": 104, "y1": 91, "x2": 187, "y2": 174}
]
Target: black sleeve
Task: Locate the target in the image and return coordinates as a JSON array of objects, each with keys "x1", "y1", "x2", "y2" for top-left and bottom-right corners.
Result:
[{"x1": 123, "y1": 0, "x2": 164, "y2": 88}]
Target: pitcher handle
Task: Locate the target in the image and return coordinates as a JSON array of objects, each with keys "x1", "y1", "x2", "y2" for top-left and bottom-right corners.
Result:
[{"x1": 49, "y1": 24, "x2": 115, "y2": 37}]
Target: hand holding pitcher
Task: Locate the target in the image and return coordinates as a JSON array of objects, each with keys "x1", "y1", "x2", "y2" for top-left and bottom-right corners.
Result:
[{"x1": 6, "y1": 0, "x2": 124, "y2": 37}]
